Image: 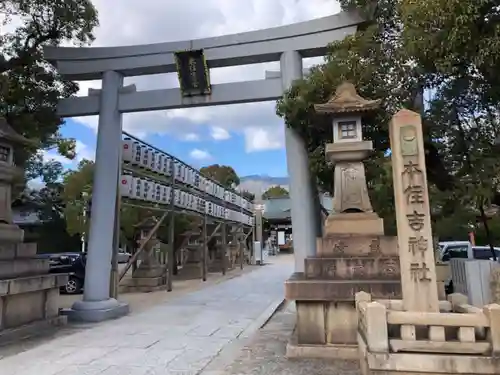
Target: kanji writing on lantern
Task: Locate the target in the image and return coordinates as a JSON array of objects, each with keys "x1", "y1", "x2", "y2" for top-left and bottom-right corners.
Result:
[
  {"x1": 406, "y1": 210, "x2": 425, "y2": 231},
  {"x1": 410, "y1": 262, "x2": 432, "y2": 282},
  {"x1": 408, "y1": 236, "x2": 428, "y2": 255},
  {"x1": 402, "y1": 160, "x2": 422, "y2": 183},
  {"x1": 404, "y1": 184, "x2": 424, "y2": 204}
]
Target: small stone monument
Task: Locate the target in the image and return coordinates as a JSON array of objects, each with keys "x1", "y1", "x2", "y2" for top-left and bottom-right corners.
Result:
[
  {"x1": 285, "y1": 83, "x2": 401, "y2": 359},
  {"x1": 0, "y1": 118, "x2": 67, "y2": 339},
  {"x1": 390, "y1": 109, "x2": 439, "y2": 312},
  {"x1": 356, "y1": 109, "x2": 500, "y2": 375}
]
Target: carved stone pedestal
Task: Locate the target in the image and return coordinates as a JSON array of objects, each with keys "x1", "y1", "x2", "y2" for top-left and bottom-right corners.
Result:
[
  {"x1": 175, "y1": 248, "x2": 204, "y2": 280},
  {"x1": 0, "y1": 239, "x2": 67, "y2": 342},
  {"x1": 120, "y1": 240, "x2": 167, "y2": 293},
  {"x1": 208, "y1": 245, "x2": 230, "y2": 273},
  {"x1": 285, "y1": 233, "x2": 401, "y2": 359},
  {"x1": 0, "y1": 120, "x2": 67, "y2": 339}
]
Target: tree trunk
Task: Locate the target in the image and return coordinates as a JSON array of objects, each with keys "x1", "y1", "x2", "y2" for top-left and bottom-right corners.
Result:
[{"x1": 479, "y1": 204, "x2": 497, "y2": 260}]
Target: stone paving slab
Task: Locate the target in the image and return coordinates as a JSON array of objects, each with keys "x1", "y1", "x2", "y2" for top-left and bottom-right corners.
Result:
[
  {"x1": 1, "y1": 258, "x2": 292, "y2": 375},
  {"x1": 201, "y1": 301, "x2": 362, "y2": 375}
]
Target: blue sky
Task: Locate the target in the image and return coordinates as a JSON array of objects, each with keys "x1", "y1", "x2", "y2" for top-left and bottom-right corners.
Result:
[
  {"x1": 55, "y1": 118, "x2": 289, "y2": 177},
  {"x1": 39, "y1": 0, "x2": 340, "y2": 179}
]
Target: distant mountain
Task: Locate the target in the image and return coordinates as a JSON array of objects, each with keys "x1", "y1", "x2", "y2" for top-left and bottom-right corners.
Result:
[{"x1": 238, "y1": 175, "x2": 289, "y2": 196}]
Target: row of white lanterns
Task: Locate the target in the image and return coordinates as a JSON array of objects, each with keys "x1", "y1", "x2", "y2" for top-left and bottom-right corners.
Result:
[
  {"x1": 120, "y1": 175, "x2": 254, "y2": 226},
  {"x1": 122, "y1": 138, "x2": 253, "y2": 211}
]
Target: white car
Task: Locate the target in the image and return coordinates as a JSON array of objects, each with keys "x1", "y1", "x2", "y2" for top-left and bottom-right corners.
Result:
[{"x1": 117, "y1": 249, "x2": 131, "y2": 263}]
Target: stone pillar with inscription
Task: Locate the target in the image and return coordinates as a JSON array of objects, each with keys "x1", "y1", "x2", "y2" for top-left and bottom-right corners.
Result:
[
  {"x1": 389, "y1": 109, "x2": 439, "y2": 312},
  {"x1": 285, "y1": 83, "x2": 401, "y2": 359}
]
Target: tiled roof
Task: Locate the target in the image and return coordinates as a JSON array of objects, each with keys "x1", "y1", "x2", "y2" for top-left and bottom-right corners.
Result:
[{"x1": 263, "y1": 195, "x2": 333, "y2": 220}]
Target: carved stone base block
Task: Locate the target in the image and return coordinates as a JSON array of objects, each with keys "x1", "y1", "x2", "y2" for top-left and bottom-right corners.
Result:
[
  {"x1": 285, "y1": 234, "x2": 401, "y2": 358},
  {"x1": 285, "y1": 274, "x2": 401, "y2": 301},
  {"x1": 0, "y1": 223, "x2": 24, "y2": 243},
  {"x1": 132, "y1": 264, "x2": 165, "y2": 279},
  {"x1": 324, "y1": 212, "x2": 384, "y2": 236},
  {"x1": 296, "y1": 300, "x2": 359, "y2": 345},
  {"x1": 119, "y1": 276, "x2": 167, "y2": 293},
  {"x1": 175, "y1": 263, "x2": 202, "y2": 280},
  {"x1": 0, "y1": 243, "x2": 67, "y2": 338}
]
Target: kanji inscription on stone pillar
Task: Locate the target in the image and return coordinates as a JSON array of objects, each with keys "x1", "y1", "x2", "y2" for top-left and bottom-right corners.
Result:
[{"x1": 389, "y1": 109, "x2": 439, "y2": 312}]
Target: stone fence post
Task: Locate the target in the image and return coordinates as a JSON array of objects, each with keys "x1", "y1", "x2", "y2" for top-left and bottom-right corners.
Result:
[
  {"x1": 483, "y1": 304, "x2": 500, "y2": 357},
  {"x1": 365, "y1": 301, "x2": 389, "y2": 353}
]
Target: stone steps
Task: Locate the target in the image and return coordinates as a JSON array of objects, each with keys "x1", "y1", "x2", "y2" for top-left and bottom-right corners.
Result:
[
  {"x1": 304, "y1": 256, "x2": 400, "y2": 280},
  {"x1": 0, "y1": 258, "x2": 50, "y2": 279},
  {"x1": 285, "y1": 273, "x2": 401, "y2": 301}
]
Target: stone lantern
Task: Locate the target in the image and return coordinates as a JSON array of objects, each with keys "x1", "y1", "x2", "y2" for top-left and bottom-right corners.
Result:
[
  {"x1": 122, "y1": 217, "x2": 167, "y2": 292},
  {"x1": 0, "y1": 117, "x2": 35, "y2": 242},
  {"x1": 314, "y1": 82, "x2": 384, "y2": 235},
  {"x1": 0, "y1": 117, "x2": 67, "y2": 334},
  {"x1": 284, "y1": 83, "x2": 401, "y2": 356}
]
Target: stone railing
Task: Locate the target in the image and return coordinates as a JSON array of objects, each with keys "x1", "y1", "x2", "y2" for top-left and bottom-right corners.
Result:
[{"x1": 356, "y1": 292, "x2": 500, "y2": 357}]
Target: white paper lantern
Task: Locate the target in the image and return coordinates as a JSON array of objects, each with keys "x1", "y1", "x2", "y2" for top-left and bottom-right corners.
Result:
[
  {"x1": 122, "y1": 138, "x2": 135, "y2": 164},
  {"x1": 119, "y1": 175, "x2": 133, "y2": 197},
  {"x1": 132, "y1": 177, "x2": 143, "y2": 200}
]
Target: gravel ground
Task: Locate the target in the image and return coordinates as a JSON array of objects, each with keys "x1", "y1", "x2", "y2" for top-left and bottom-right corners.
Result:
[{"x1": 213, "y1": 301, "x2": 361, "y2": 375}]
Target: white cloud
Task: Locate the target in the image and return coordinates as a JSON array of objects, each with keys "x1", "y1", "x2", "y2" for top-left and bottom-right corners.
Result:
[
  {"x1": 210, "y1": 126, "x2": 231, "y2": 141},
  {"x1": 189, "y1": 149, "x2": 212, "y2": 160},
  {"x1": 182, "y1": 133, "x2": 201, "y2": 141},
  {"x1": 69, "y1": 0, "x2": 340, "y2": 151},
  {"x1": 244, "y1": 127, "x2": 283, "y2": 152}
]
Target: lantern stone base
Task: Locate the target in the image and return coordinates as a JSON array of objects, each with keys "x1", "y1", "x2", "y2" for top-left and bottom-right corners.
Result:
[
  {"x1": 118, "y1": 258, "x2": 167, "y2": 293},
  {"x1": 0, "y1": 242, "x2": 68, "y2": 338},
  {"x1": 119, "y1": 275, "x2": 167, "y2": 293},
  {"x1": 176, "y1": 262, "x2": 203, "y2": 280},
  {"x1": 285, "y1": 234, "x2": 401, "y2": 359},
  {"x1": 0, "y1": 223, "x2": 24, "y2": 243},
  {"x1": 208, "y1": 246, "x2": 231, "y2": 273},
  {"x1": 324, "y1": 212, "x2": 384, "y2": 236}
]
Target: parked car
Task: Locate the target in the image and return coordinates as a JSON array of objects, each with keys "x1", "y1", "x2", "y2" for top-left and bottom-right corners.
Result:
[
  {"x1": 438, "y1": 241, "x2": 500, "y2": 294},
  {"x1": 471, "y1": 246, "x2": 500, "y2": 260},
  {"x1": 47, "y1": 252, "x2": 86, "y2": 294},
  {"x1": 117, "y1": 249, "x2": 131, "y2": 264}
]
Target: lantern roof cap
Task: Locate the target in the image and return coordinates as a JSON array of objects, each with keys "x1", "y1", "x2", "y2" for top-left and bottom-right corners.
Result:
[
  {"x1": 0, "y1": 118, "x2": 35, "y2": 145},
  {"x1": 314, "y1": 82, "x2": 381, "y2": 115}
]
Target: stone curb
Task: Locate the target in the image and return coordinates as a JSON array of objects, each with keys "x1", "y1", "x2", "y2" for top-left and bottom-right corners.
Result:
[{"x1": 199, "y1": 297, "x2": 286, "y2": 375}]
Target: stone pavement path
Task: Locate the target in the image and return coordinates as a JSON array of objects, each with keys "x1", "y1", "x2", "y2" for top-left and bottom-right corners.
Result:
[
  {"x1": 201, "y1": 301, "x2": 361, "y2": 375},
  {"x1": 1, "y1": 257, "x2": 292, "y2": 375}
]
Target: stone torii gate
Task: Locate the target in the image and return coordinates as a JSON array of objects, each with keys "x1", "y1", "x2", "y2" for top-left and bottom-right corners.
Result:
[{"x1": 44, "y1": 10, "x2": 367, "y2": 322}]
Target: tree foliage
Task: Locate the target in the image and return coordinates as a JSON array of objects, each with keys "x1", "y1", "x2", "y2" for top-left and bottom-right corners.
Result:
[
  {"x1": 1, "y1": 0, "x2": 98, "y2": 176},
  {"x1": 240, "y1": 190, "x2": 255, "y2": 201},
  {"x1": 200, "y1": 164, "x2": 240, "y2": 188},
  {"x1": 276, "y1": 0, "x2": 500, "y2": 244},
  {"x1": 262, "y1": 185, "x2": 289, "y2": 200}
]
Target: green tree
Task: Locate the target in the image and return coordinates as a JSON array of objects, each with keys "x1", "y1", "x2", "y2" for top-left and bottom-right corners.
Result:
[
  {"x1": 262, "y1": 185, "x2": 289, "y2": 200},
  {"x1": 200, "y1": 164, "x2": 240, "y2": 188},
  {"x1": 240, "y1": 190, "x2": 255, "y2": 201},
  {"x1": 276, "y1": 0, "x2": 500, "y2": 248},
  {"x1": 1, "y1": 0, "x2": 98, "y2": 177}
]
